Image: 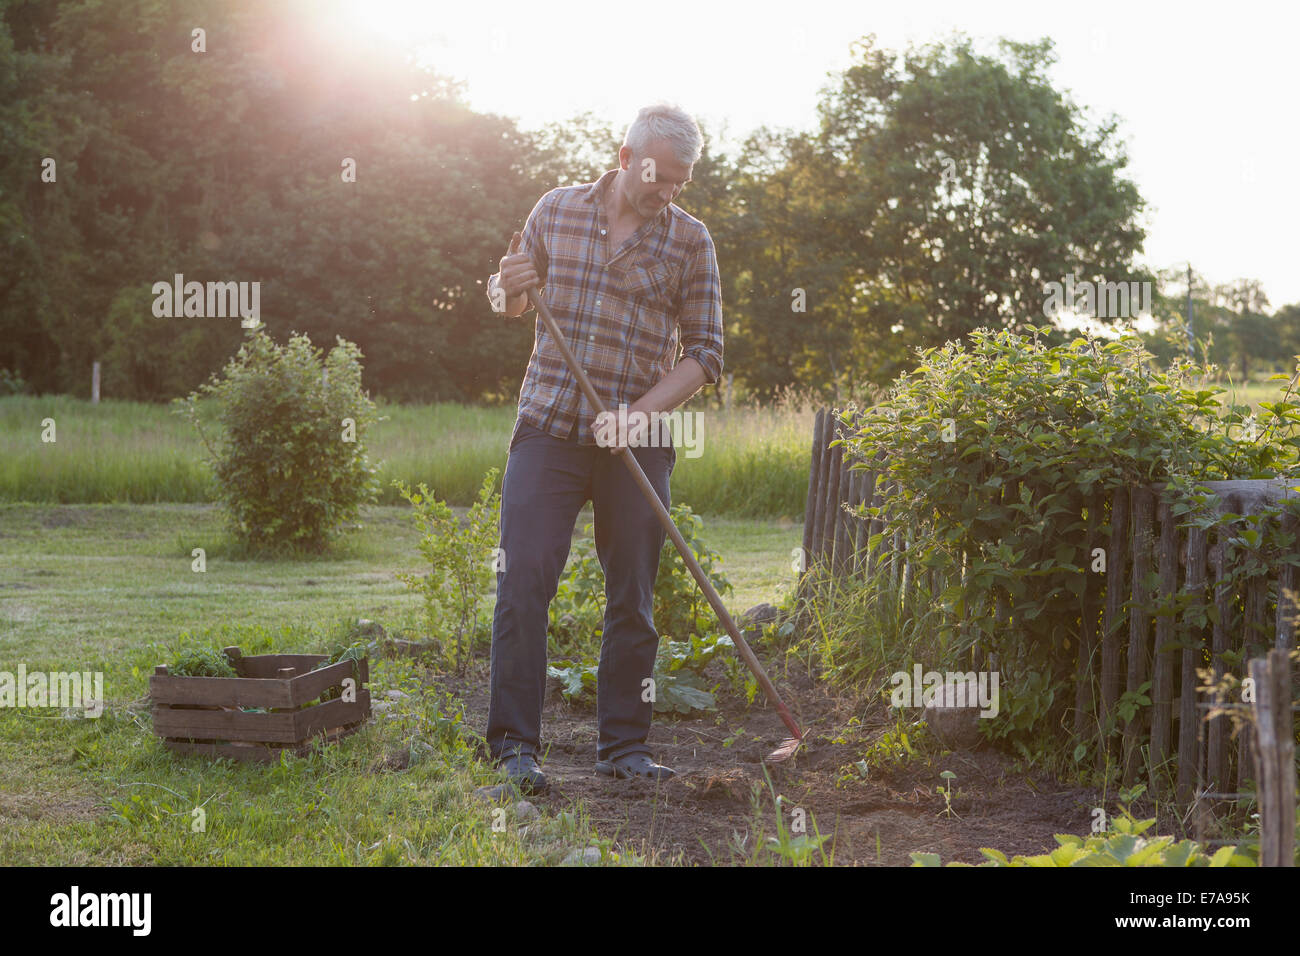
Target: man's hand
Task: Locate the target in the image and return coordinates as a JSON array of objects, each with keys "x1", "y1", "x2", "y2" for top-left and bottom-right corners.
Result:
[
  {"x1": 491, "y1": 231, "x2": 541, "y2": 317},
  {"x1": 591, "y1": 404, "x2": 651, "y2": 455}
]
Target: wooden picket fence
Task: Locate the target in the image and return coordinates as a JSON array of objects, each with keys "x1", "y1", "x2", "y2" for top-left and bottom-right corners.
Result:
[{"x1": 797, "y1": 406, "x2": 1299, "y2": 851}]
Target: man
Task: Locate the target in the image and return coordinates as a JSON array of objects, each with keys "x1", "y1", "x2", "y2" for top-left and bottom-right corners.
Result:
[{"x1": 484, "y1": 103, "x2": 724, "y2": 792}]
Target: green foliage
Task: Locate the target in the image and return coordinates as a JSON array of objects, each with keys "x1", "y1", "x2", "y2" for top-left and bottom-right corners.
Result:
[
  {"x1": 0, "y1": 368, "x2": 27, "y2": 396},
  {"x1": 168, "y1": 646, "x2": 237, "y2": 678},
  {"x1": 548, "y1": 503, "x2": 734, "y2": 658},
  {"x1": 174, "y1": 331, "x2": 382, "y2": 555},
  {"x1": 544, "y1": 504, "x2": 735, "y2": 717},
  {"x1": 393, "y1": 469, "x2": 501, "y2": 673},
  {"x1": 652, "y1": 505, "x2": 734, "y2": 641},
  {"x1": 725, "y1": 34, "x2": 1151, "y2": 398},
  {"x1": 732, "y1": 770, "x2": 833, "y2": 866},
  {"x1": 840, "y1": 330, "x2": 1300, "y2": 757},
  {"x1": 848, "y1": 716, "x2": 934, "y2": 777},
  {"x1": 936, "y1": 770, "x2": 959, "y2": 819},
  {"x1": 312, "y1": 640, "x2": 368, "y2": 703},
  {"x1": 548, "y1": 633, "x2": 735, "y2": 716},
  {"x1": 913, "y1": 818, "x2": 1255, "y2": 867}
]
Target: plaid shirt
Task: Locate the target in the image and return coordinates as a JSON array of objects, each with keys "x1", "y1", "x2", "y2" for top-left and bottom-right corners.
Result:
[{"x1": 489, "y1": 168, "x2": 724, "y2": 446}]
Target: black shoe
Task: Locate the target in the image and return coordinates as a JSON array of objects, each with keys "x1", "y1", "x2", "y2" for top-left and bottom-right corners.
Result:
[
  {"x1": 499, "y1": 752, "x2": 548, "y2": 793},
  {"x1": 595, "y1": 752, "x2": 676, "y2": 781}
]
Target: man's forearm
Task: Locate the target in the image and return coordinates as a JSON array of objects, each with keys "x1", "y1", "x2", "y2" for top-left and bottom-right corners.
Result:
[{"x1": 630, "y1": 357, "x2": 709, "y2": 416}]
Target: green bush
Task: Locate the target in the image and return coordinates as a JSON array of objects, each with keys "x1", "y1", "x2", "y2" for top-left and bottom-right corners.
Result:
[
  {"x1": 839, "y1": 329, "x2": 1300, "y2": 754},
  {"x1": 393, "y1": 469, "x2": 501, "y2": 672},
  {"x1": 173, "y1": 331, "x2": 383, "y2": 555}
]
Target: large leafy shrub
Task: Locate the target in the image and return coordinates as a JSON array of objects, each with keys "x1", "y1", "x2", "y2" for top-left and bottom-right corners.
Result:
[
  {"x1": 840, "y1": 328, "x2": 1300, "y2": 753},
  {"x1": 175, "y1": 331, "x2": 382, "y2": 554}
]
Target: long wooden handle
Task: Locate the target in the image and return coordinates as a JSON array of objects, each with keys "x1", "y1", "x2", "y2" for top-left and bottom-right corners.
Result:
[{"x1": 524, "y1": 286, "x2": 803, "y2": 742}]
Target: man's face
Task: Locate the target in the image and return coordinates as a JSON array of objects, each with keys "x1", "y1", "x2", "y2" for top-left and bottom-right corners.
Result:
[{"x1": 620, "y1": 140, "x2": 692, "y2": 218}]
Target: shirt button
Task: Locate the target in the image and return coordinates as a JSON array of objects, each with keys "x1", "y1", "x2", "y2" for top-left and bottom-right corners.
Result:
[
  {"x1": 600, "y1": 229, "x2": 607, "y2": 235},
  {"x1": 588, "y1": 334, "x2": 594, "y2": 341},
  {"x1": 595, "y1": 299, "x2": 601, "y2": 306}
]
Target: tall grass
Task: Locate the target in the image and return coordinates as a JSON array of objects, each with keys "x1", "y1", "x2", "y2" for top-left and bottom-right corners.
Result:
[{"x1": 1, "y1": 393, "x2": 818, "y2": 517}]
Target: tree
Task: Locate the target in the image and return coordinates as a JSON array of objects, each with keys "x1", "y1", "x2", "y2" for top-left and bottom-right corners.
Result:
[{"x1": 729, "y1": 34, "x2": 1150, "y2": 396}]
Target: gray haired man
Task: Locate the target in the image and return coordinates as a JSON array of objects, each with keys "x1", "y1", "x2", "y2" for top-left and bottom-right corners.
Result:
[{"x1": 485, "y1": 103, "x2": 725, "y2": 792}]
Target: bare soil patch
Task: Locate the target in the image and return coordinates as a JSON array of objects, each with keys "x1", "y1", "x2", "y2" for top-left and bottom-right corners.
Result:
[{"x1": 439, "y1": 658, "x2": 1108, "y2": 866}]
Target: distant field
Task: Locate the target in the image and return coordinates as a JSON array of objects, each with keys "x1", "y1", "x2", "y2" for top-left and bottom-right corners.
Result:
[
  {"x1": 1, "y1": 395, "x2": 818, "y2": 519},
  {"x1": 5, "y1": 377, "x2": 1292, "y2": 515}
]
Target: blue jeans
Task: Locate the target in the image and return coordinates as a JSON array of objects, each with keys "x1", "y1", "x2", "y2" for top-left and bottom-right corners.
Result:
[{"x1": 486, "y1": 418, "x2": 676, "y2": 763}]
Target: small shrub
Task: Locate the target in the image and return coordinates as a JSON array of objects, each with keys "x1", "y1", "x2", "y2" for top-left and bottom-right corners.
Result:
[
  {"x1": 174, "y1": 331, "x2": 383, "y2": 555},
  {"x1": 394, "y1": 469, "x2": 501, "y2": 672}
]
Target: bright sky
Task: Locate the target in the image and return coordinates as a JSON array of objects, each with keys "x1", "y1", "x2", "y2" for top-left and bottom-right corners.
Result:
[{"x1": 328, "y1": 0, "x2": 1300, "y2": 310}]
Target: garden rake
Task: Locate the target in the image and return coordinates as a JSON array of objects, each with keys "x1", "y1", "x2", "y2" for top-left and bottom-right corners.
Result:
[{"x1": 524, "y1": 284, "x2": 806, "y2": 763}]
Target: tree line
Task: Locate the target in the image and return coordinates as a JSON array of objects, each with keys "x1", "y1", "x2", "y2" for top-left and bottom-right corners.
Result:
[{"x1": 2, "y1": 1, "x2": 1292, "y2": 404}]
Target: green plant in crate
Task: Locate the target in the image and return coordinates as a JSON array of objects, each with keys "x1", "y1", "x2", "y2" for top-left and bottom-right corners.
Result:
[
  {"x1": 168, "y1": 646, "x2": 237, "y2": 678},
  {"x1": 394, "y1": 469, "x2": 500, "y2": 673}
]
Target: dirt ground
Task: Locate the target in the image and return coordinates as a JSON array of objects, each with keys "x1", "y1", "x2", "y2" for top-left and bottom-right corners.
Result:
[{"x1": 438, "y1": 656, "x2": 1114, "y2": 866}]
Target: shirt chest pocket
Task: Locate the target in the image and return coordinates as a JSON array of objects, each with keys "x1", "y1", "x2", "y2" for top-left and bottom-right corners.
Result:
[{"x1": 624, "y1": 259, "x2": 679, "y2": 314}]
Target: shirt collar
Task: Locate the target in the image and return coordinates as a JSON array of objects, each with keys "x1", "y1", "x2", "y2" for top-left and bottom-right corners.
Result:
[{"x1": 584, "y1": 168, "x2": 671, "y2": 225}]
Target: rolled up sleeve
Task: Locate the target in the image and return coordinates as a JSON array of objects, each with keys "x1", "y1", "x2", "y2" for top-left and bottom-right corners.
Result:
[{"x1": 677, "y1": 229, "x2": 724, "y2": 385}]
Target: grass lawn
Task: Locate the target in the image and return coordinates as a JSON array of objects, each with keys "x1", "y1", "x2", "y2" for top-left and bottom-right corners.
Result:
[{"x1": 0, "y1": 502, "x2": 797, "y2": 865}]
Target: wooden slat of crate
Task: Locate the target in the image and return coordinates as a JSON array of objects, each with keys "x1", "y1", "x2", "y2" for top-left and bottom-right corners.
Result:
[
  {"x1": 236, "y1": 653, "x2": 327, "y2": 678},
  {"x1": 151, "y1": 674, "x2": 295, "y2": 709},
  {"x1": 156, "y1": 690, "x2": 371, "y2": 747},
  {"x1": 155, "y1": 690, "x2": 371, "y2": 743},
  {"x1": 162, "y1": 721, "x2": 367, "y2": 763},
  {"x1": 153, "y1": 656, "x2": 369, "y2": 709},
  {"x1": 292, "y1": 692, "x2": 372, "y2": 738},
  {"x1": 154, "y1": 704, "x2": 298, "y2": 742},
  {"x1": 287, "y1": 659, "x2": 370, "y2": 708}
]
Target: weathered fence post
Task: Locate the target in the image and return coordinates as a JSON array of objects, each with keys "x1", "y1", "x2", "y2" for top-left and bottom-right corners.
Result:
[
  {"x1": 1148, "y1": 496, "x2": 1179, "y2": 794},
  {"x1": 1123, "y1": 487, "x2": 1155, "y2": 784},
  {"x1": 1100, "y1": 488, "x2": 1129, "y2": 768},
  {"x1": 1075, "y1": 504, "x2": 1102, "y2": 742},
  {"x1": 810, "y1": 409, "x2": 833, "y2": 570},
  {"x1": 1177, "y1": 526, "x2": 1208, "y2": 806},
  {"x1": 800, "y1": 407, "x2": 826, "y2": 579},
  {"x1": 820, "y1": 421, "x2": 844, "y2": 569},
  {"x1": 1208, "y1": 526, "x2": 1233, "y2": 791},
  {"x1": 1276, "y1": 513, "x2": 1298, "y2": 650},
  {"x1": 833, "y1": 452, "x2": 853, "y2": 576},
  {"x1": 1249, "y1": 649, "x2": 1295, "y2": 867}
]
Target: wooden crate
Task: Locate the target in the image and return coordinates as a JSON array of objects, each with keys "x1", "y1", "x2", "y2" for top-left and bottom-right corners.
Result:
[{"x1": 151, "y1": 646, "x2": 371, "y2": 762}]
